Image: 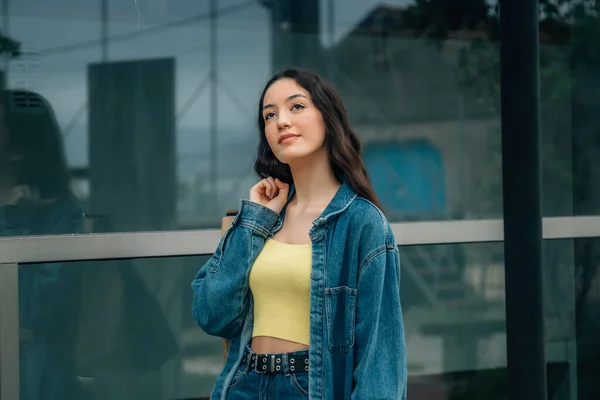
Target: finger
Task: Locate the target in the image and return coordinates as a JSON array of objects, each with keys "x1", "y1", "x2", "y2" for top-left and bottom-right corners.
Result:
[
  {"x1": 274, "y1": 179, "x2": 289, "y2": 198},
  {"x1": 260, "y1": 181, "x2": 268, "y2": 198},
  {"x1": 274, "y1": 178, "x2": 289, "y2": 190},
  {"x1": 264, "y1": 179, "x2": 274, "y2": 198},
  {"x1": 256, "y1": 179, "x2": 269, "y2": 196},
  {"x1": 251, "y1": 181, "x2": 262, "y2": 196},
  {"x1": 252, "y1": 180, "x2": 268, "y2": 199},
  {"x1": 252, "y1": 179, "x2": 266, "y2": 191},
  {"x1": 266, "y1": 177, "x2": 277, "y2": 198}
]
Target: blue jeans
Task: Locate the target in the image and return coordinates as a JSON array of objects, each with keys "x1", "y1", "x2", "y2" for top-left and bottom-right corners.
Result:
[{"x1": 226, "y1": 347, "x2": 309, "y2": 399}]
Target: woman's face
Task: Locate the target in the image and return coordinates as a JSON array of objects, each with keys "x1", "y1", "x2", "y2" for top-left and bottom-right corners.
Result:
[{"x1": 262, "y1": 78, "x2": 327, "y2": 165}]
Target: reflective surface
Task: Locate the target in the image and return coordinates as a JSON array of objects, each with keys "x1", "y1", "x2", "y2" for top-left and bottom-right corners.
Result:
[
  {"x1": 0, "y1": 1, "x2": 598, "y2": 235},
  {"x1": 18, "y1": 255, "x2": 218, "y2": 400},
  {"x1": 15, "y1": 244, "x2": 508, "y2": 400},
  {"x1": 551, "y1": 237, "x2": 600, "y2": 400},
  {"x1": 538, "y1": 2, "x2": 600, "y2": 218},
  {"x1": 0, "y1": 0, "x2": 506, "y2": 237},
  {"x1": 13, "y1": 238, "x2": 600, "y2": 400},
  {"x1": 403, "y1": 241, "x2": 507, "y2": 398},
  {"x1": 405, "y1": 238, "x2": 599, "y2": 400}
]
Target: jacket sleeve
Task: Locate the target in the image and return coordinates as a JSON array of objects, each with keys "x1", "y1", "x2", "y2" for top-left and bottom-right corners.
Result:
[
  {"x1": 352, "y1": 247, "x2": 407, "y2": 400},
  {"x1": 191, "y1": 200, "x2": 279, "y2": 339}
]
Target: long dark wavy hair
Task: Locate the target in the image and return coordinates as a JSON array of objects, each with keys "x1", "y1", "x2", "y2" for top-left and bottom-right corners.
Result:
[
  {"x1": 254, "y1": 68, "x2": 383, "y2": 210},
  {"x1": 1, "y1": 89, "x2": 74, "y2": 201}
]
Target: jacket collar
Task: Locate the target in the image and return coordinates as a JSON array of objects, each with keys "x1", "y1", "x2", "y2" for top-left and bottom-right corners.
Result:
[{"x1": 284, "y1": 180, "x2": 357, "y2": 228}]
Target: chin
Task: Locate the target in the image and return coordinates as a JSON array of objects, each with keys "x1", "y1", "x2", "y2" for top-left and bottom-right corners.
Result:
[{"x1": 274, "y1": 147, "x2": 316, "y2": 164}]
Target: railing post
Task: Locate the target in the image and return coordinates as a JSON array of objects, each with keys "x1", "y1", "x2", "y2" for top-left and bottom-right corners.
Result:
[{"x1": 0, "y1": 263, "x2": 20, "y2": 400}]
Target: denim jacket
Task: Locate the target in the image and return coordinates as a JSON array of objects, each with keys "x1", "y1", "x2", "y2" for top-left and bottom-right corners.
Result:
[{"x1": 192, "y1": 182, "x2": 407, "y2": 399}]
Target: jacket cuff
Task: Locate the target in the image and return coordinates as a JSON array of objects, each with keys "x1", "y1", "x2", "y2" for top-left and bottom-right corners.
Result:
[{"x1": 235, "y1": 200, "x2": 280, "y2": 237}]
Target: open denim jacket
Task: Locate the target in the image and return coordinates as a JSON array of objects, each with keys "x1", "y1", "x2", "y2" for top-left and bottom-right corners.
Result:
[{"x1": 192, "y1": 182, "x2": 407, "y2": 399}]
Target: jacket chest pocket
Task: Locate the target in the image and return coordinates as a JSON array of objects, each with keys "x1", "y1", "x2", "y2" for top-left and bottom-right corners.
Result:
[{"x1": 325, "y1": 286, "x2": 357, "y2": 353}]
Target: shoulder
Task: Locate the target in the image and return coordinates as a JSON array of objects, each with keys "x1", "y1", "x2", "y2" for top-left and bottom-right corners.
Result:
[{"x1": 344, "y1": 196, "x2": 396, "y2": 249}]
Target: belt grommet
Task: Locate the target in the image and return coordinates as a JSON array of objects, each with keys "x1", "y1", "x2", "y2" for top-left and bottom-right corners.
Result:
[{"x1": 291, "y1": 366, "x2": 295, "y2": 372}]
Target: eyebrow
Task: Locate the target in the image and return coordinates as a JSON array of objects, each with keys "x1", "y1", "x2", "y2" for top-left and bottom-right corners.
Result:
[{"x1": 262, "y1": 94, "x2": 308, "y2": 111}]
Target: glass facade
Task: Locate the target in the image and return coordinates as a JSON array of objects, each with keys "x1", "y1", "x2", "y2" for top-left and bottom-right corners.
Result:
[
  {"x1": 18, "y1": 255, "x2": 218, "y2": 400},
  {"x1": 0, "y1": 1, "x2": 599, "y2": 400},
  {"x1": 0, "y1": 0, "x2": 504, "y2": 236}
]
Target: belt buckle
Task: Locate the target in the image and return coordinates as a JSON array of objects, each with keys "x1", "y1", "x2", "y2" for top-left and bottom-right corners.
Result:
[
  {"x1": 255, "y1": 354, "x2": 281, "y2": 373},
  {"x1": 255, "y1": 354, "x2": 270, "y2": 373}
]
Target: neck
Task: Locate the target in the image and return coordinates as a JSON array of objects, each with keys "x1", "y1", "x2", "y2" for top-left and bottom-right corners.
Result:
[{"x1": 288, "y1": 148, "x2": 341, "y2": 211}]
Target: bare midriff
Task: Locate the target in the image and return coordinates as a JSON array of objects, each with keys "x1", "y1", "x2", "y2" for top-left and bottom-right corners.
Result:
[{"x1": 251, "y1": 336, "x2": 309, "y2": 354}]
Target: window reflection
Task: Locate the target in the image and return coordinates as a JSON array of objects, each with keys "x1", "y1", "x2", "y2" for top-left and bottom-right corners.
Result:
[
  {"x1": 0, "y1": 89, "x2": 85, "y2": 236},
  {"x1": 0, "y1": 0, "x2": 502, "y2": 235},
  {"x1": 19, "y1": 255, "x2": 214, "y2": 400},
  {"x1": 0, "y1": 0, "x2": 598, "y2": 236},
  {"x1": 404, "y1": 238, "x2": 599, "y2": 400}
]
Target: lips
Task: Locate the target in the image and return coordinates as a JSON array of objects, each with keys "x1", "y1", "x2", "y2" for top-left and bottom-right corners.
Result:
[{"x1": 278, "y1": 133, "x2": 299, "y2": 143}]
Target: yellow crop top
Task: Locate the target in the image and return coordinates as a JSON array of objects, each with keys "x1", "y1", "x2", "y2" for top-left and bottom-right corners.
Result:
[{"x1": 249, "y1": 239, "x2": 312, "y2": 346}]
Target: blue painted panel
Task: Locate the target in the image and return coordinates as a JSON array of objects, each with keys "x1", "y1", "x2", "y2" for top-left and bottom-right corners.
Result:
[{"x1": 363, "y1": 140, "x2": 446, "y2": 216}]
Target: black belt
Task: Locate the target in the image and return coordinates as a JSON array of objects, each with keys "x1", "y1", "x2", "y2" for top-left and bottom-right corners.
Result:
[{"x1": 243, "y1": 352, "x2": 309, "y2": 374}]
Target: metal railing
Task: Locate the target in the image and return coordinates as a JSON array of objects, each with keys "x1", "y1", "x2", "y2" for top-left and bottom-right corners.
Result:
[
  {"x1": 1, "y1": 216, "x2": 599, "y2": 264},
  {"x1": 0, "y1": 215, "x2": 599, "y2": 400}
]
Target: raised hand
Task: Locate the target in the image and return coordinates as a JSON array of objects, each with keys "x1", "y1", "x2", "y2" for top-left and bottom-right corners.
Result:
[{"x1": 249, "y1": 177, "x2": 290, "y2": 214}]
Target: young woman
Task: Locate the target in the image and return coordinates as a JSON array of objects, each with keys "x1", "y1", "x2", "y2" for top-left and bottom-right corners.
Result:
[{"x1": 192, "y1": 69, "x2": 406, "y2": 399}]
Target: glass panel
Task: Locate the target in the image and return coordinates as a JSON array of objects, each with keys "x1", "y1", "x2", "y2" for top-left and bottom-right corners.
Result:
[
  {"x1": 0, "y1": 1, "x2": 266, "y2": 236},
  {"x1": 18, "y1": 255, "x2": 219, "y2": 400},
  {"x1": 543, "y1": 237, "x2": 600, "y2": 400},
  {"x1": 405, "y1": 239, "x2": 593, "y2": 400},
  {"x1": 0, "y1": 0, "x2": 505, "y2": 237},
  {"x1": 403, "y1": 242, "x2": 508, "y2": 398},
  {"x1": 16, "y1": 237, "x2": 598, "y2": 399},
  {"x1": 332, "y1": 3, "x2": 502, "y2": 222},
  {"x1": 538, "y1": 2, "x2": 600, "y2": 216}
]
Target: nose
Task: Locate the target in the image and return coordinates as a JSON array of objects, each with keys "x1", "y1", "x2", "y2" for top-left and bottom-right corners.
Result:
[{"x1": 277, "y1": 110, "x2": 291, "y2": 130}]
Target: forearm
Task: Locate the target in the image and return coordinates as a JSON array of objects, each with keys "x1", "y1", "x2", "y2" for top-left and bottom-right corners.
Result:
[{"x1": 192, "y1": 200, "x2": 279, "y2": 338}]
